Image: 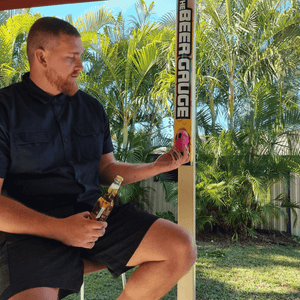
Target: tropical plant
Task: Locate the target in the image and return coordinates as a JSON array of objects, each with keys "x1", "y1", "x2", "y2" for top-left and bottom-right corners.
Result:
[
  {"x1": 196, "y1": 129, "x2": 300, "y2": 240},
  {"x1": 186, "y1": 0, "x2": 300, "y2": 238},
  {"x1": 196, "y1": 0, "x2": 300, "y2": 133},
  {"x1": 0, "y1": 13, "x2": 40, "y2": 87},
  {"x1": 155, "y1": 211, "x2": 176, "y2": 222},
  {"x1": 80, "y1": 21, "x2": 172, "y2": 149},
  {"x1": 0, "y1": 8, "x2": 32, "y2": 25},
  {"x1": 127, "y1": 0, "x2": 156, "y2": 31}
]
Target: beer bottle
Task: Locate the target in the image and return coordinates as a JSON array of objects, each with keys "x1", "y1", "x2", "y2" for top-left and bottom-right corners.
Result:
[{"x1": 91, "y1": 175, "x2": 123, "y2": 221}]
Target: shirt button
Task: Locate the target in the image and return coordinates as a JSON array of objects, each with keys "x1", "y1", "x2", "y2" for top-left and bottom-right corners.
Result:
[
  {"x1": 69, "y1": 161, "x2": 74, "y2": 165},
  {"x1": 64, "y1": 137, "x2": 68, "y2": 143},
  {"x1": 57, "y1": 115, "x2": 61, "y2": 119}
]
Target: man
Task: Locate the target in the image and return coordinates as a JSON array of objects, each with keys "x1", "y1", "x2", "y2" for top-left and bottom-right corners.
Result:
[{"x1": 0, "y1": 17, "x2": 197, "y2": 300}]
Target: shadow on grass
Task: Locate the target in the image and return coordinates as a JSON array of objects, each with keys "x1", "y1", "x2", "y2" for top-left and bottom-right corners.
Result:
[
  {"x1": 197, "y1": 243, "x2": 300, "y2": 270},
  {"x1": 196, "y1": 243, "x2": 300, "y2": 300},
  {"x1": 196, "y1": 275, "x2": 300, "y2": 300}
]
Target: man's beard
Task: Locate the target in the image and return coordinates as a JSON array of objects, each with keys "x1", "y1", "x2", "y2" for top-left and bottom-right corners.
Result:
[{"x1": 45, "y1": 68, "x2": 79, "y2": 96}]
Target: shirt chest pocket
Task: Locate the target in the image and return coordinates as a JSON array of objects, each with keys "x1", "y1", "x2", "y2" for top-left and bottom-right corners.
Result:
[
  {"x1": 12, "y1": 130, "x2": 53, "y2": 171},
  {"x1": 73, "y1": 123, "x2": 104, "y2": 162}
]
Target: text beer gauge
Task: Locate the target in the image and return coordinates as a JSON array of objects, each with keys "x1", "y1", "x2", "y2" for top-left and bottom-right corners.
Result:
[
  {"x1": 175, "y1": 0, "x2": 196, "y2": 299},
  {"x1": 174, "y1": 0, "x2": 196, "y2": 164}
]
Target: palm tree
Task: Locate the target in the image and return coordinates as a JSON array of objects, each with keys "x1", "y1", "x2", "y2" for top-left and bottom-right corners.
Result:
[
  {"x1": 192, "y1": 0, "x2": 300, "y2": 237},
  {"x1": 0, "y1": 8, "x2": 32, "y2": 25},
  {"x1": 77, "y1": 5, "x2": 172, "y2": 151},
  {"x1": 198, "y1": 0, "x2": 300, "y2": 132},
  {"x1": 127, "y1": 0, "x2": 156, "y2": 31},
  {"x1": 65, "y1": 5, "x2": 115, "y2": 33},
  {"x1": 0, "y1": 13, "x2": 40, "y2": 87}
]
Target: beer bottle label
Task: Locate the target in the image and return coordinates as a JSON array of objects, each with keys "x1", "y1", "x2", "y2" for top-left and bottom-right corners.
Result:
[
  {"x1": 90, "y1": 175, "x2": 123, "y2": 221},
  {"x1": 91, "y1": 196, "x2": 113, "y2": 220}
]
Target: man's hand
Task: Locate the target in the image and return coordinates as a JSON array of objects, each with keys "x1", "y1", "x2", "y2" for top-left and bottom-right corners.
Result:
[
  {"x1": 154, "y1": 145, "x2": 190, "y2": 173},
  {"x1": 53, "y1": 212, "x2": 107, "y2": 249},
  {"x1": 97, "y1": 145, "x2": 190, "y2": 186}
]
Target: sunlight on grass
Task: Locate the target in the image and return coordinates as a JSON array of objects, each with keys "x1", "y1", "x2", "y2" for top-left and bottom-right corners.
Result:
[
  {"x1": 196, "y1": 243, "x2": 300, "y2": 300},
  {"x1": 266, "y1": 253, "x2": 300, "y2": 264}
]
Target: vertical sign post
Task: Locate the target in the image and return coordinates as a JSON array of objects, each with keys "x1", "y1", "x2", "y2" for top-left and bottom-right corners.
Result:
[{"x1": 174, "y1": 0, "x2": 196, "y2": 299}]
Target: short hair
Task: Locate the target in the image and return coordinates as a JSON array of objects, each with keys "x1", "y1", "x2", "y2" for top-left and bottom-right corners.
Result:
[{"x1": 27, "y1": 17, "x2": 81, "y2": 63}]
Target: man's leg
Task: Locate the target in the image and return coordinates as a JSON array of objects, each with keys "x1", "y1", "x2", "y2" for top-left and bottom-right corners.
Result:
[
  {"x1": 83, "y1": 258, "x2": 107, "y2": 274},
  {"x1": 8, "y1": 287, "x2": 59, "y2": 300},
  {"x1": 118, "y1": 218, "x2": 197, "y2": 300}
]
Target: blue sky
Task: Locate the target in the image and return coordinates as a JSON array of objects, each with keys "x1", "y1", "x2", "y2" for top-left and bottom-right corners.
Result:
[{"x1": 31, "y1": 0, "x2": 176, "y2": 20}]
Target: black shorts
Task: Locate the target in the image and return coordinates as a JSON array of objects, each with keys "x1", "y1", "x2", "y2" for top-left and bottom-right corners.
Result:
[{"x1": 0, "y1": 203, "x2": 159, "y2": 300}]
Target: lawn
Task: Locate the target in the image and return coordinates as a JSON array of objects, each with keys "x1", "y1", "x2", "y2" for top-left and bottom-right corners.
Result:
[
  {"x1": 196, "y1": 241, "x2": 300, "y2": 299},
  {"x1": 65, "y1": 235, "x2": 300, "y2": 300}
]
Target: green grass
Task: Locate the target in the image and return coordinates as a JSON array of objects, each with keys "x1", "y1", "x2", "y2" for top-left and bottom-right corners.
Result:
[
  {"x1": 65, "y1": 241, "x2": 300, "y2": 300},
  {"x1": 196, "y1": 241, "x2": 300, "y2": 300}
]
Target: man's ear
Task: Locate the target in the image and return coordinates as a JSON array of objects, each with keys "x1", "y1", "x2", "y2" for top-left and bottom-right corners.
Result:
[{"x1": 34, "y1": 48, "x2": 47, "y2": 67}]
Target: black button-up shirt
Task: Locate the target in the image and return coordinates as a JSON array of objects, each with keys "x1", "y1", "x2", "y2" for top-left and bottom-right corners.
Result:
[{"x1": 0, "y1": 73, "x2": 114, "y2": 213}]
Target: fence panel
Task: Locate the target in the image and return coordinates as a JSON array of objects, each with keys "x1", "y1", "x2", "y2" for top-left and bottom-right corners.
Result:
[
  {"x1": 250, "y1": 174, "x2": 300, "y2": 236},
  {"x1": 142, "y1": 178, "x2": 178, "y2": 221},
  {"x1": 290, "y1": 173, "x2": 300, "y2": 236},
  {"x1": 268, "y1": 180, "x2": 287, "y2": 232},
  {"x1": 143, "y1": 174, "x2": 300, "y2": 236}
]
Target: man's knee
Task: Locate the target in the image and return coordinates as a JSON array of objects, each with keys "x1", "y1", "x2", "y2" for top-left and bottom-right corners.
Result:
[
  {"x1": 171, "y1": 226, "x2": 197, "y2": 270},
  {"x1": 155, "y1": 219, "x2": 197, "y2": 269}
]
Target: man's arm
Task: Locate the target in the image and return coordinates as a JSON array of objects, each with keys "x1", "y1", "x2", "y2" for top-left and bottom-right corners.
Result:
[
  {"x1": 99, "y1": 146, "x2": 190, "y2": 185},
  {"x1": 0, "y1": 178, "x2": 106, "y2": 249}
]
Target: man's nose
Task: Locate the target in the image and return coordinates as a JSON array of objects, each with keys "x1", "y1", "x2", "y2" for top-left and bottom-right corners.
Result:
[{"x1": 75, "y1": 58, "x2": 83, "y2": 71}]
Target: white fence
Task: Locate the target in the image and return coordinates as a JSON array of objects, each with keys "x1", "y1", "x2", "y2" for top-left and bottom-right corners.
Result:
[
  {"x1": 143, "y1": 173, "x2": 300, "y2": 236},
  {"x1": 257, "y1": 173, "x2": 300, "y2": 236},
  {"x1": 142, "y1": 177, "x2": 178, "y2": 221},
  {"x1": 290, "y1": 173, "x2": 300, "y2": 236}
]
